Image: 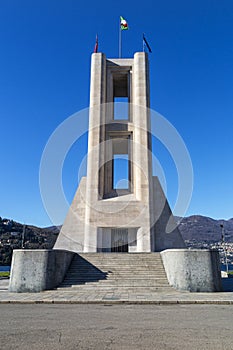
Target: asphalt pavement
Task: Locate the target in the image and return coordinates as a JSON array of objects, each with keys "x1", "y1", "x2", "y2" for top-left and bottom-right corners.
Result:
[{"x1": 0, "y1": 304, "x2": 233, "y2": 349}]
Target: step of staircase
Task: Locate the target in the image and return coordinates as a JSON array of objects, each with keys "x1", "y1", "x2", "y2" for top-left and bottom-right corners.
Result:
[{"x1": 57, "y1": 253, "x2": 174, "y2": 292}]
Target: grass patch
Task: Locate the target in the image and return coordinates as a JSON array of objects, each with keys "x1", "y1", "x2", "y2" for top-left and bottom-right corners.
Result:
[{"x1": 0, "y1": 271, "x2": 10, "y2": 278}]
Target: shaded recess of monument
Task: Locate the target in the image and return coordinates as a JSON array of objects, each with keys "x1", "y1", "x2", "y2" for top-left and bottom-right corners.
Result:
[{"x1": 54, "y1": 52, "x2": 185, "y2": 253}]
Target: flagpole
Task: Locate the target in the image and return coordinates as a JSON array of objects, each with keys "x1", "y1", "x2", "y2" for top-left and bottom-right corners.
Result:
[{"x1": 119, "y1": 18, "x2": 122, "y2": 58}]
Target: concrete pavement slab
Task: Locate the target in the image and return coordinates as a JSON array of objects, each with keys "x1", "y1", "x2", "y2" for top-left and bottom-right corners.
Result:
[{"x1": 2, "y1": 277, "x2": 233, "y2": 304}]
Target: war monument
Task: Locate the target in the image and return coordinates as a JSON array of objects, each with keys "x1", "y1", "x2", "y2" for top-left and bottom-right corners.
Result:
[{"x1": 9, "y1": 52, "x2": 222, "y2": 294}]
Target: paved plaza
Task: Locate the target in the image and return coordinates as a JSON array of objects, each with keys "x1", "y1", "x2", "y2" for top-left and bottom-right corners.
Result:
[{"x1": 1, "y1": 278, "x2": 233, "y2": 304}]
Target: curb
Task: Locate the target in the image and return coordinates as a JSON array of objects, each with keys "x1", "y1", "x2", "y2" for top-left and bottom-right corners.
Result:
[{"x1": 1, "y1": 299, "x2": 233, "y2": 305}]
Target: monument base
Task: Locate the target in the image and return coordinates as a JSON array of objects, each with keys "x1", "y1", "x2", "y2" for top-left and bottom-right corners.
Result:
[
  {"x1": 9, "y1": 249, "x2": 222, "y2": 293},
  {"x1": 54, "y1": 176, "x2": 185, "y2": 253},
  {"x1": 161, "y1": 249, "x2": 222, "y2": 292}
]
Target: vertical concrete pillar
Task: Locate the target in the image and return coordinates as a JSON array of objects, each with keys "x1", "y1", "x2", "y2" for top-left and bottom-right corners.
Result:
[
  {"x1": 84, "y1": 53, "x2": 106, "y2": 252},
  {"x1": 132, "y1": 53, "x2": 154, "y2": 251}
]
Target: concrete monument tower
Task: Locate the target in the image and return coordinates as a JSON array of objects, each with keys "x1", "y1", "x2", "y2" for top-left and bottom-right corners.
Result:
[{"x1": 54, "y1": 52, "x2": 185, "y2": 253}]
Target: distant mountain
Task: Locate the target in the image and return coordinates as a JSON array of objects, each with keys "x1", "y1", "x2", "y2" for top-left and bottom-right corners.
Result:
[
  {"x1": 42, "y1": 225, "x2": 61, "y2": 234},
  {"x1": 177, "y1": 215, "x2": 233, "y2": 243},
  {"x1": 0, "y1": 218, "x2": 60, "y2": 265}
]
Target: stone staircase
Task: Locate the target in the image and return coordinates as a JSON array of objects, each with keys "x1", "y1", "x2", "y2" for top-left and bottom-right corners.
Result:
[{"x1": 57, "y1": 253, "x2": 174, "y2": 292}]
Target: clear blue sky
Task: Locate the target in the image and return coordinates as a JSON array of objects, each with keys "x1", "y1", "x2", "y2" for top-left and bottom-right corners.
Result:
[{"x1": 0, "y1": 0, "x2": 233, "y2": 227}]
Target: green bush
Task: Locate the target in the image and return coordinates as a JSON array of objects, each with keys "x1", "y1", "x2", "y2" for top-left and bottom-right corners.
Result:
[{"x1": 0, "y1": 271, "x2": 10, "y2": 278}]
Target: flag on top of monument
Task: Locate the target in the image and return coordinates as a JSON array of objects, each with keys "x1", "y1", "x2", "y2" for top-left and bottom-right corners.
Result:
[
  {"x1": 94, "y1": 34, "x2": 98, "y2": 53},
  {"x1": 120, "y1": 16, "x2": 129, "y2": 30},
  {"x1": 143, "y1": 33, "x2": 152, "y2": 53}
]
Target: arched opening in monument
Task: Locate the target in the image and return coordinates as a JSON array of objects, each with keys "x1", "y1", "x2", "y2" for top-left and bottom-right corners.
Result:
[
  {"x1": 114, "y1": 97, "x2": 129, "y2": 120},
  {"x1": 112, "y1": 135, "x2": 130, "y2": 191},
  {"x1": 111, "y1": 68, "x2": 131, "y2": 121},
  {"x1": 113, "y1": 154, "x2": 129, "y2": 189},
  {"x1": 103, "y1": 134, "x2": 132, "y2": 198},
  {"x1": 112, "y1": 71, "x2": 129, "y2": 97}
]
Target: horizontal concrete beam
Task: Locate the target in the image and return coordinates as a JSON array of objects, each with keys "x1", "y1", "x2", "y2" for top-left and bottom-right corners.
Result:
[
  {"x1": 161, "y1": 249, "x2": 222, "y2": 292},
  {"x1": 9, "y1": 249, "x2": 74, "y2": 293}
]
